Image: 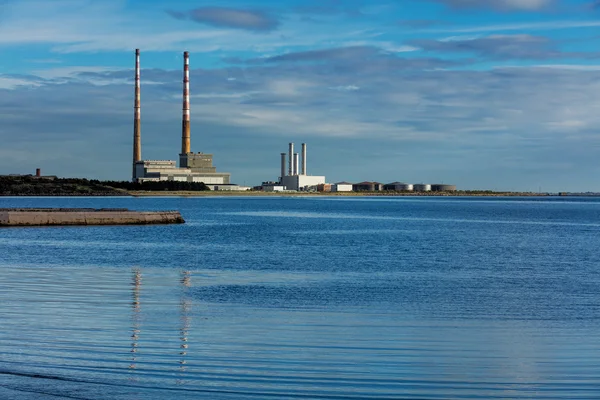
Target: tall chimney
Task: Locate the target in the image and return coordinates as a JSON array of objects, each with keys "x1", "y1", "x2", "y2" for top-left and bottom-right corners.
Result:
[
  {"x1": 280, "y1": 153, "x2": 286, "y2": 181},
  {"x1": 288, "y1": 143, "x2": 294, "y2": 176},
  {"x1": 132, "y1": 49, "x2": 141, "y2": 181},
  {"x1": 301, "y1": 143, "x2": 307, "y2": 175},
  {"x1": 181, "y1": 51, "x2": 191, "y2": 155},
  {"x1": 294, "y1": 153, "x2": 299, "y2": 176}
]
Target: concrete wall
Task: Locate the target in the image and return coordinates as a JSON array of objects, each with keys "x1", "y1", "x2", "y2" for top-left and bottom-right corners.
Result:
[{"x1": 0, "y1": 209, "x2": 184, "y2": 226}]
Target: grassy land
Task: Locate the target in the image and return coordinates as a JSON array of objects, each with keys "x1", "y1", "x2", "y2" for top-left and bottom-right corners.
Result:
[
  {"x1": 0, "y1": 176, "x2": 128, "y2": 196},
  {"x1": 0, "y1": 177, "x2": 209, "y2": 196}
]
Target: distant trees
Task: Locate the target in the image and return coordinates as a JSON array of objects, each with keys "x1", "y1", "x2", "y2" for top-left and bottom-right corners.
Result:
[
  {"x1": 0, "y1": 176, "x2": 210, "y2": 196},
  {"x1": 100, "y1": 180, "x2": 210, "y2": 192}
]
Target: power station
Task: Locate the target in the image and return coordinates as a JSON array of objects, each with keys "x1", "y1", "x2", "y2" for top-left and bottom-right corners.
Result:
[
  {"x1": 132, "y1": 49, "x2": 231, "y2": 185},
  {"x1": 128, "y1": 49, "x2": 455, "y2": 193},
  {"x1": 263, "y1": 142, "x2": 325, "y2": 191}
]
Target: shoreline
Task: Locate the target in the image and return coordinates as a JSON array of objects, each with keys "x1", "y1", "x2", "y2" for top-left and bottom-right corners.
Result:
[
  {"x1": 2, "y1": 191, "x2": 597, "y2": 198},
  {"x1": 127, "y1": 191, "x2": 553, "y2": 197}
]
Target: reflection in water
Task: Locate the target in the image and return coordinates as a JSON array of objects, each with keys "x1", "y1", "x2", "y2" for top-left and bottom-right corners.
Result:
[
  {"x1": 128, "y1": 268, "x2": 193, "y2": 382},
  {"x1": 178, "y1": 271, "x2": 192, "y2": 384},
  {"x1": 129, "y1": 268, "x2": 142, "y2": 371}
]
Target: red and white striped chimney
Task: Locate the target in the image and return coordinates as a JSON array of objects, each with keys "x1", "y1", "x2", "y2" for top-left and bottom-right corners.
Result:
[
  {"x1": 181, "y1": 51, "x2": 191, "y2": 155},
  {"x1": 132, "y1": 49, "x2": 141, "y2": 181}
]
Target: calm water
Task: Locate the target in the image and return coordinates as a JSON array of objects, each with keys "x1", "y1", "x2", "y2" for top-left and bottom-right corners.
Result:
[{"x1": 1, "y1": 196, "x2": 600, "y2": 399}]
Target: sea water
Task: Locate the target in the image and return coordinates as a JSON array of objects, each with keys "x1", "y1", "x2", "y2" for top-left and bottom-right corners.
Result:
[{"x1": 0, "y1": 196, "x2": 599, "y2": 399}]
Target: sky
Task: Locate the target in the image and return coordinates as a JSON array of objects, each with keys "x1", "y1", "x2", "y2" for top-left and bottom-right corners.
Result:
[{"x1": 1, "y1": 0, "x2": 599, "y2": 191}]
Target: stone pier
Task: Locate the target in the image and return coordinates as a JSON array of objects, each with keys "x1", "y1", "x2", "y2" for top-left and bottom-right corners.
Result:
[{"x1": 0, "y1": 208, "x2": 185, "y2": 227}]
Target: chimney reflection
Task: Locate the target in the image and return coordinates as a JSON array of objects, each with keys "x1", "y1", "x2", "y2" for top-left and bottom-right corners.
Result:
[
  {"x1": 129, "y1": 268, "x2": 142, "y2": 371},
  {"x1": 178, "y1": 270, "x2": 192, "y2": 382}
]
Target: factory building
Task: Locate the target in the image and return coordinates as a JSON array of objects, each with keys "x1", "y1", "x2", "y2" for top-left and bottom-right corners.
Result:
[
  {"x1": 317, "y1": 183, "x2": 332, "y2": 192},
  {"x1": 277, "y1": 143, "x2": 326, "y2": 191},
  {"x1": 131, "y1": 49, "x2": 231, "y2": 184},
  {"x1": 384, "y1": 182, "x2": 414, "y2": 191}
]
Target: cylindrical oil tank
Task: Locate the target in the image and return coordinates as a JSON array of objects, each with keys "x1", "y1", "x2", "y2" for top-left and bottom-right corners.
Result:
[
  {"x1": 413, "y1": 184, "x2": 432, "y2": 192},
  {"x1": 431, "y1": 184, "x2": 457, "y2": 192},
  {"x1": 397, "y1": 183, "x2": 413, "y2": 191}
]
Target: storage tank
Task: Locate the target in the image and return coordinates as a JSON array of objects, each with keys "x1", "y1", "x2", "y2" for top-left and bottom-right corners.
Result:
[
  {"x1": 413, "y1": 184, "x2": 432, "y2": 192},
  {"x1": 431, "y1": 184, "x2": 457, "y2": 192}
]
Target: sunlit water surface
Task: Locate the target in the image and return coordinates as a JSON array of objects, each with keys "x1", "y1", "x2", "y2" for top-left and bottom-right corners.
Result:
[{"x1": 1, "y1": 196, "x2": 599, "y2": 399}]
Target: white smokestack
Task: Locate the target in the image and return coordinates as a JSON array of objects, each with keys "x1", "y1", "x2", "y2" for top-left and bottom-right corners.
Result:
[
  {"x1": 301, "y1": 143, "x2": 306, "y2": 175},
  {"x1": 293, "y1": 153, "x2": 299, "y2": 176},
  {"x1": 288, "y1": 143, "x2": 294, "y2": 176},
  {"x1": 280, "y1": 153, "x2": 286, "y2": 181}
]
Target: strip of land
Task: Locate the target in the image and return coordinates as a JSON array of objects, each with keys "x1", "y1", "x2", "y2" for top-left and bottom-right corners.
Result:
[
  {"x1": 0, "y1": 176, "x2": 568, "y2": 197},
  {"x1": 128, "y1": 190, "x2": 549, "y2": 197}
]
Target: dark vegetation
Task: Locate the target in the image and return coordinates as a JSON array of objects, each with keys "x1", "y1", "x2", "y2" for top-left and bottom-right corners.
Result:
[
  {"x1": 101, "y1": 180, "x2": 210, "y2": 192},
  {"x1": 0, "y1": 176, "x2": 210, "y2": 196}
]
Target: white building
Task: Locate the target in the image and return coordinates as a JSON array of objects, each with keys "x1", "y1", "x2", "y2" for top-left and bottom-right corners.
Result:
[
  {"x1": 331, "y1": 182, "x2": 353, "y2": 192},
  {"x1": 280, "y1": 175, "x2": 326, "y2": 191}
]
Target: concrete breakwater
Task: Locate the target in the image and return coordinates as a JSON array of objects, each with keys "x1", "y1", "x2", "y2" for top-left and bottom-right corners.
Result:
[{"x1": 0, "y1": 208, "x2": 185, "y2": 226}]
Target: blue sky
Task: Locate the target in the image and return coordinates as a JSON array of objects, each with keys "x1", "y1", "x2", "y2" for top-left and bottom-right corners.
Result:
[{"x1": 1, "y1": 0, "x2": 599, "y2": 191}]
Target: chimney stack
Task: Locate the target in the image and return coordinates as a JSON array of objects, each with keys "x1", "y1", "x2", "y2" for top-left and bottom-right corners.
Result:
[
  {"x1": 288, "y1": 143, "x2": 294, "y2": 176},
  {"x1": 301, "y1": 143, "x2": 307, "y2": 175},
  {"x1": 181, "y1": 51, "x2": 191, "y2": 155},
  {"x1": 280, "y1": 153, "x2": 286, "y2": 181},
  {"x1": 293, "y1": 153, "x2": 299, "y2": 176},
  {"x1": 35, "y1": 168, "x2": 41, "y2": 177},
  {"x1": 132, "y1": 49, "x2": 141, "y2": 181}
]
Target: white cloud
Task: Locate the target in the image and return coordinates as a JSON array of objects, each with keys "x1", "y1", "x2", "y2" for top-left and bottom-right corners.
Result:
[
  {"x1": 329, "y1": 85, "x2": 360, "y2": 91},
  {"x1": 267, "y1": 79, "x2": 315, "y2": 96}
]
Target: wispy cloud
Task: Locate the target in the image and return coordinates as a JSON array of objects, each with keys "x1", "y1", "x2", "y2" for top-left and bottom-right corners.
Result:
[
  {"x1": 397, "y1": 19, "x2": 446, "y2": 28},
  {"x1": 411, "y1": 34, "x2": 598, "y2": 60},
  {"x1": 431, "y1": 0, "x2": 555, "y2": 12},
  {"x1": 0, "y1": 75, "x2": 42, "y2": 89},
  {"x1": 166, "y1": 7, "x2": 280, "y2": 32},
  {"x1": 427, "y1": 19, "x2": 600, "y2": 34}
]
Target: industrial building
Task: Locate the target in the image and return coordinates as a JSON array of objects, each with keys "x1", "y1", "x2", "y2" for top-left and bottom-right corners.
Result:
[
  {"x1": 131, "y1": 49, "x2": 231, "y2": 185},
  {"x1": 276, "y1": 143, "x2": 326, "y2": 191}
]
